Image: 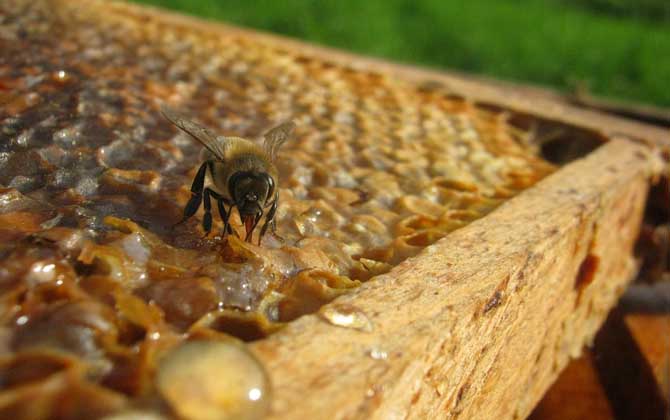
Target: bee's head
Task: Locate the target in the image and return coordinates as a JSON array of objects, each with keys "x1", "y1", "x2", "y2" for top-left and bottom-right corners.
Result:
[{"x1": 229, "y1": 171, "x2": 274, "y2": 218}]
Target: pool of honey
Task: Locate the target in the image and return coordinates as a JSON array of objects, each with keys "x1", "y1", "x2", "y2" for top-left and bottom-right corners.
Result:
[{"x1": 0, "y1": 0, "x2": 556, "y2": 417}]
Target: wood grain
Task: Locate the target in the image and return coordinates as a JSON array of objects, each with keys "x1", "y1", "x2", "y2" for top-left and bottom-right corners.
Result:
[{"x1": 245, "y1": 139, "x2": 656, "y2": 419}]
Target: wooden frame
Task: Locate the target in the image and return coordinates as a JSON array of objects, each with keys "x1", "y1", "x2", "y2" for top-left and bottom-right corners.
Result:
[
  {"x1": 65, "y1": 2, "x2": 670, "y2": 418},
  {"x1": 250, "y1": 138, "x2": 657, "y2": 419}
]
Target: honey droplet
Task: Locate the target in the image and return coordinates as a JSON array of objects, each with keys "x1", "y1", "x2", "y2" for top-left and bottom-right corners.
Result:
[
  {"x1": 367, "y1": 348, "x2": 388, "y2": 360},
  {"x1": 157, "y1": 340, "x2": 270, "y2": 420},
  {"x1": 319, "y1": 303, "x2": 373, "y2": 332}
]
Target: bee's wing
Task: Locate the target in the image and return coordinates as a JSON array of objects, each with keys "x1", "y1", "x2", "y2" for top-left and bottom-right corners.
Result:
[
  {"x1": 263, "y1": 121, "x2": 295, "y2": 161},
  {"x1": 161, "y1": 107, "x2": 228, "y2": 160}
]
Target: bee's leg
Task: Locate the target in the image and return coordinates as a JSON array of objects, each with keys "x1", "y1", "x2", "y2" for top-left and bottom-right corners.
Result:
[
  {"x1": 202, "y1": 188, "x2": 213, "y2": 237},
  {"x1": 258, "y1": 199, "x2": 278, "y2": 245},
  {"x1": 216, "y1": 199, "x2": 234, "y2": 237},
  {"x1": 174, "y1": 162, "x2": 208, "y2": 227},
  {"x1": 209, "y1": 190, "x2": 235, "y2": 238},
  {"x1": 270, "y1": 219, "x2": 280, "y2": 236},
  {"x1": 187, "y1": 162, "x2": 208, "y2": 209}
]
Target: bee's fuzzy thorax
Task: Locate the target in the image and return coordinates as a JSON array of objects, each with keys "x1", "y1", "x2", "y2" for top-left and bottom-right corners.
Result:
[{"x1": 162, "y1": 108, "x2": 291, "y2": 244}]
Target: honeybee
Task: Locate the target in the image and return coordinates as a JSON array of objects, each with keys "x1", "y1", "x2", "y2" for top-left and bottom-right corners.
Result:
[{"x1": 162, "y1": 108, "x2": 294, "y2": 245}]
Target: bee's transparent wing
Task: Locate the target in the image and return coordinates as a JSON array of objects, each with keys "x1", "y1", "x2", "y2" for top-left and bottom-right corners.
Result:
[
  {"x1": 161, "y1": 107, "x2": 228, "y2": 160},
  {"x1": 263, "y1": 121, "x2": 295, "y2": 161}
]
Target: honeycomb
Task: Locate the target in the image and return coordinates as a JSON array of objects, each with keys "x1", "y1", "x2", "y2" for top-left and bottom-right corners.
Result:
[{"x1": 0, "y1": 0, "x2": 556, "y2": 417}]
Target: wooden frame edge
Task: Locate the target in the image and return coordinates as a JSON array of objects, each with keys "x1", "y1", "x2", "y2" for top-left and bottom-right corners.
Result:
[{"x1": 249, "y1": 139, "x2": 657, "y2": 418}]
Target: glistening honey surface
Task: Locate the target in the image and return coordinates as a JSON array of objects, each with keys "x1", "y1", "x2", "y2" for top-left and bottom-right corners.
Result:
[{"x1": 0, "y1": 0, "x2": 555, "y2": 418}]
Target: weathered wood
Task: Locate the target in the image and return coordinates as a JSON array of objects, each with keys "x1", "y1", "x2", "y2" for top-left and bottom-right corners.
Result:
[
  {"x1": 569, "y1": 90, "x2": 670, "y2": 128},
  {"x1": 247, "y1": 139, "x2": 655, "y2": 419},
  {"x1": 529, "y1": 351, "x2": 614, "y2": 420}
]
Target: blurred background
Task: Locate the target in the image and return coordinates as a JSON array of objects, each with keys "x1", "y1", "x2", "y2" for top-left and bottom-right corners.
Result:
[{"x1": 131, "y1": 0, "x2": 670, "y2": 109}]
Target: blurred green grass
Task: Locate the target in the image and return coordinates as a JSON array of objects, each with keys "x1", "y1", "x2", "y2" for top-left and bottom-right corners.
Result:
[{"x1": 131, "y1": 0, "x2": 670, "y2": 108}]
